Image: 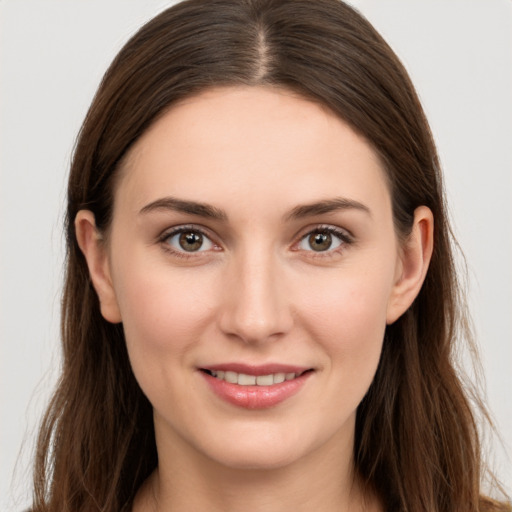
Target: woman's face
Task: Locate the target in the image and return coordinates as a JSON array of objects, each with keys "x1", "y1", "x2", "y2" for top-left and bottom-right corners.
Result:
[{"x1": 83, "y1": 86, "x2": 423, "y2": 471}]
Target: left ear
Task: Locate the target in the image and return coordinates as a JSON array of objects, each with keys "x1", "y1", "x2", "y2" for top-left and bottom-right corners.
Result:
[{"x1": 386, "y1": 206, "x2": 434, "y2": 324}]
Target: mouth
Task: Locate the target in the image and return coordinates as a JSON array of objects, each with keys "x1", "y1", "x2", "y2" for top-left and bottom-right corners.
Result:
[
  {"x1": 198, "y1": 365, "x2": 314, "y2": 409},
  {"x1": 200, "y1": 368, "x2": 312, "y2": 386}
]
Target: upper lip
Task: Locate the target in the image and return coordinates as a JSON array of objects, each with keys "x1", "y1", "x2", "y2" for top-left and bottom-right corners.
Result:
[{"x1": 199, "y1": 363, "x2": 312, "y2": 376}]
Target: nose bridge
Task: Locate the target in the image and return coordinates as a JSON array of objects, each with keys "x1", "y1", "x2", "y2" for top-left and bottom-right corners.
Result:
[{"x1": 219, "y1": 242, "x2": 292, "y2": 343}]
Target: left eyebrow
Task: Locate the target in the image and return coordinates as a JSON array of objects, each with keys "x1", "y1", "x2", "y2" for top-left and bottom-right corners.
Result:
[{"x1": 283, "y1": 197, "x2": 371, "y2": 221}]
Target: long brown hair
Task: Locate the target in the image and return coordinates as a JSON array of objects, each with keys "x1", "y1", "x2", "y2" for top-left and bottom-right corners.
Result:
[{"x1": 31, "y1": 1, "x2": 510, "y2": 511}]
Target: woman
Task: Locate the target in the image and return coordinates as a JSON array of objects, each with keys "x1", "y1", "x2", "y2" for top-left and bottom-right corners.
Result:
[{"x1": 29, "y1": 0, "x2": 510, "y2": 511}]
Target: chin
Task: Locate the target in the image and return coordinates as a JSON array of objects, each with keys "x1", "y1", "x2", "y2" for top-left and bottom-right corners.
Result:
[
  {"x1": 207, "y1": 444, "x2": 303, "y2": 471},
  {"x1": 195, "y1": 424, "x2": 324, "y2": 472}
]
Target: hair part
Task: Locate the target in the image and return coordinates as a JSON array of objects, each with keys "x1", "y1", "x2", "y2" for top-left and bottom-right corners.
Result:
[{"x1": 31, "y1": 1, "x2": 510, "y2": 511}]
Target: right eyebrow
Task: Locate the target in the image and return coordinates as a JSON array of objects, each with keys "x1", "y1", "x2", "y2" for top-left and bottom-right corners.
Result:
[{"x1": 139, "y1": 196, "x2": 228, "y2": 221}]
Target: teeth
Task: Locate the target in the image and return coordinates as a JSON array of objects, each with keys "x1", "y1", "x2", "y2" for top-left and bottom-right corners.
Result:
[
  {"x1": 208, "y1": 370, "x2": 299, "y2": 386},
  {"x1": 238, "y1": 373, "x2": 256, "y2": 385},
  {"x1": 225, "y1": 371, "x2": 238, "y2": 383},
  {"x1": 273, "y1": 373, "x2": 286, "y2": 384},
  {"x1": 256, "y1": 374, "x2": 274, "y2": 385}
]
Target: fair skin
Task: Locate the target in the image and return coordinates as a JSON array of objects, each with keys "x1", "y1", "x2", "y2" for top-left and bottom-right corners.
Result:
[{"x1": 76, "y1": 86, "x2": 433, "y2": 512}]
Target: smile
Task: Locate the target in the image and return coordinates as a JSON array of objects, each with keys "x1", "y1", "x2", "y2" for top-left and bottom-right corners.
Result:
[
  {"x1": 199, "y1": 365, "x2": 314, "y2": 409},
  {"x1": 203, "y1": 369, "x2": 304, "y2": 386}
]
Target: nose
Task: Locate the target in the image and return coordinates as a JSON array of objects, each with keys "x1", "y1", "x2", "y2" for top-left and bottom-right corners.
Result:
[{"x1": 218, "y1": 249, "x2": 293, "y2": 344}]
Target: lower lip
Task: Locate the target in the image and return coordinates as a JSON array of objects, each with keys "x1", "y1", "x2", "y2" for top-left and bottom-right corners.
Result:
[{"x1": 201, "y1": 371, "x2": 312, "y2": 409}]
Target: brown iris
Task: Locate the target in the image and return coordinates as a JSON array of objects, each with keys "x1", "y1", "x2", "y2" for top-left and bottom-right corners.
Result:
[
  {"x1": 308, "y1": 231, "x2": 332, "y2": 251},
  {"x1": 179, "y1": 231, "x2": 203, "y2": 251}
]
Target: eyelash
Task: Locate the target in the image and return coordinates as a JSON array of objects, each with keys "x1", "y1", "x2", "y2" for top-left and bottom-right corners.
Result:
[{"x1": 157, "y1": 224, "x2": 354, "y2": 260}]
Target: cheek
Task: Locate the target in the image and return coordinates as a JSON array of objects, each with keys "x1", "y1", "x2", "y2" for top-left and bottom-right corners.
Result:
[
  {"x1": 297, "y1": 264, "x2": 393, "y2": 372},
  {"x1": 111, "y1": 257, "x2": 218, "y2": 361},
  {"x1": 111, "y1": 260, "x2": 223, "y2": 413}
]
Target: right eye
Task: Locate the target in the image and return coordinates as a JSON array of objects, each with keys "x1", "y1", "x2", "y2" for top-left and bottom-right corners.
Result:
[{"x1": 163, "y1": 228, "x2": 216, "y2": 254}]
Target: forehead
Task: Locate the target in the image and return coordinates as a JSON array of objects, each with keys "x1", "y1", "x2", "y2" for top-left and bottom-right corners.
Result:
[{"x1": 115, "y1": 86, "x2": 390, "y2": 219}]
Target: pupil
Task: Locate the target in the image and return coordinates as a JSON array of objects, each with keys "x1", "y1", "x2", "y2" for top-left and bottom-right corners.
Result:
[
  {"x1": 309, "y1": 232, "x2": 332, "y2": 251},
  {"x1": 179, "y1": 231, "x2": 203, "y2": 251}
]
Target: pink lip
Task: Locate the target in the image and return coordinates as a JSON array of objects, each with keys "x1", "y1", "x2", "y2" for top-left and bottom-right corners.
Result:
[{"x1": 199, "y1": 364, "x2": 313, "y2": 410}]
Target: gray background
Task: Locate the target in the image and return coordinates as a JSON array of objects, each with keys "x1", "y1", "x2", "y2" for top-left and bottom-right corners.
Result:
[{"x1": 1, "y1": 1, "x2": 511, "y2": 510}]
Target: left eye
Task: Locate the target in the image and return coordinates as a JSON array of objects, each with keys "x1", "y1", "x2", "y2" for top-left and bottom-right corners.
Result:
[
  {"x1": 297, "y1": 229, "x2": 345, "y2": 252},
  {"x1": 165, "y1": 229, "x2": 215, "y2": 253}
]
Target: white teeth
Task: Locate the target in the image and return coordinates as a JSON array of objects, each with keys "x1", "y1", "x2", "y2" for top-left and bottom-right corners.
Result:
[
  {"x1": 208, "y1": 370, "x2": 299, "y2": 386},
  {"x1": 273, "y1": 372, "x2": 286, "y2": 384},
  {"x1": 225, "y1": 371, "x2": 238, "y2": 383},
  {"x1": 238, "y1": 373, "x2": 256, "y2": 385},
  {"x1": 256, "y1": 374, "x2": 274, "y2": 386}
]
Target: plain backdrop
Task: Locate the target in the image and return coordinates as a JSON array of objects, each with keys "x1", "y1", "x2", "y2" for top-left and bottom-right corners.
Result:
[{"x1": 1, "y1": 1, "x2": 511, "y2": 510}]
